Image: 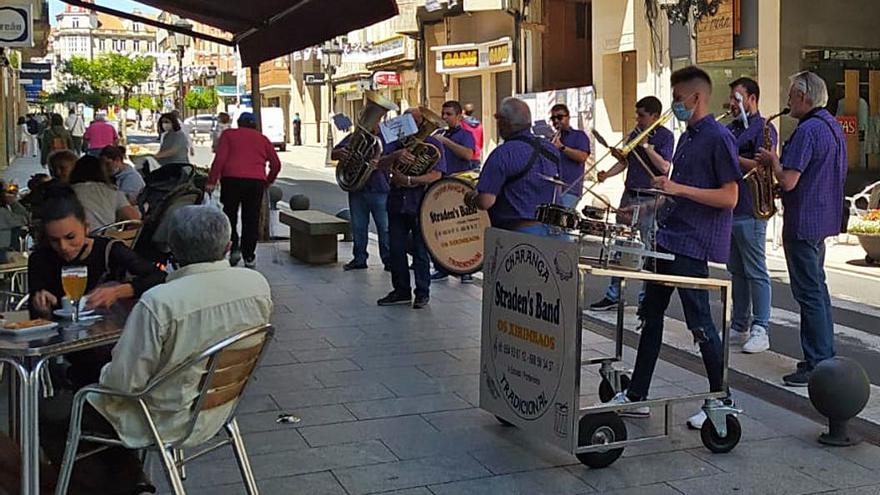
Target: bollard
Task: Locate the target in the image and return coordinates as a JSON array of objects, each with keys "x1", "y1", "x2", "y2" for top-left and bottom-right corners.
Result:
[
  {"x1": 808, "y1": 356, "x2": 870, "y2": 446},
  {"x1": 336, "y1": 208, "x2": 353, "y2": 242},
  {"x1": 268, "y1": 186, "x2": 283, "y2": 210},
  {"x1": 289, "y1": 194, "x2": 310, "y2": 211}
]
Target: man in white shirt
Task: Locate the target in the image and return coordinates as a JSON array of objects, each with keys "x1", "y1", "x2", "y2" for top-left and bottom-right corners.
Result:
[
  {"x1": 65, "y1": 107, "x2": 86, "y2": 155},
  {"x1": 43, "y1": 205, "x2": 273, "y2": 493}
]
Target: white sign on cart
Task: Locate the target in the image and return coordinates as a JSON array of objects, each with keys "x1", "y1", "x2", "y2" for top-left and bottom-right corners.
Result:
[{"x1": 480, "y1": 227, "x2": 581, "y2": 451}]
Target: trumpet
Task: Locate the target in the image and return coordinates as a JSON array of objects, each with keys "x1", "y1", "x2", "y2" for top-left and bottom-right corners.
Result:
[{"x1": 592, "y1": 107, "x2": 674, "y2": 177}]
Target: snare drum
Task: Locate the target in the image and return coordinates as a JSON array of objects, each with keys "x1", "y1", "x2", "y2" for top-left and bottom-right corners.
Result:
[{"x1": 535, "y1": 203, "x2": 580, "y2": 230}]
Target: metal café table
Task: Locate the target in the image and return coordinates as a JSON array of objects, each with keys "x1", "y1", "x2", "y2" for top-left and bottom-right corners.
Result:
[{"x1": 0, "y1": 307, "x2": 128, "y2": 495}]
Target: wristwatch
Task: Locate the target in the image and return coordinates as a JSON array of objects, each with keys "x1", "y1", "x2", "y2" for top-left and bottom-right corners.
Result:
[{"x1": 559, "y1": 145, "x2": 567, "y2": 151}]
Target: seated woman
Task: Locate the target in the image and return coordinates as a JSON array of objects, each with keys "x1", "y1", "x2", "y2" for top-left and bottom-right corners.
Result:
[
  {"x1": 154, "y1": 112, "x2": 190, "y2": 166},
  {"x1": 69, "y1": 155, "x2": 140, "y2": 231},
  {"x1": 0, "y1": 181, "x2": 29, "y2": 259},
  {"x1": 28, "y1": 186, "x2": 166, "y2": 386}
]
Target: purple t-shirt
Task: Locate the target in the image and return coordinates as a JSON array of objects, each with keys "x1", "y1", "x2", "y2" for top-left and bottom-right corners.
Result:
[
  {"x1": 335, "y1": 133, "x2": 391, "y2": 193},
  {"x1": 624, "y1": 126, "x2": 675, "y2": 191},
  {"x1": 558, "y1": 128, "x2": 591, "y2": 194},
  {"x1": 728, "y1": 113, "x2": 778, "y2": 218},
  {"x1": 657, "y1": 114, "x2": 741, "y2": 263},
  {"x1": 477, "y1": 130, "x2": 561, "y2": 228},
  {"x1": 442, "y1": 126, "x2": 477, "y2": 174},
  {"x1": 780, "y1": 108, "x2": 847, "y2": 240},
  {"x1": 387, "y1": 135, "x2": 447, "y2": 215}
]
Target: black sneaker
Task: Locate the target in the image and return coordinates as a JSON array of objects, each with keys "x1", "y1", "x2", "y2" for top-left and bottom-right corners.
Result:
[
  {"x1": 413, "y1": 295, "x2": 430, "y2": 309},
  {"x1": 589, "y1": 297, "x2": 618, "y2": 311},
  {"x1": 377, "y1": 292, "x2": 412, "y2": 306},
  {"x1": 344, "y1": 260, "x2": 368, "y2": 271},
  {"x1": 783, "y1": 368, "x2": 812, "y2": 387},
  {"x1": 430, "y1": 271, "x2": 449, "y2": 281},
  {"x1": 229, "y1": 249, "x2": 242, "y2": 267},
  {"x1": 460, "y1": 274, "x2": 474, "y2": 284}
]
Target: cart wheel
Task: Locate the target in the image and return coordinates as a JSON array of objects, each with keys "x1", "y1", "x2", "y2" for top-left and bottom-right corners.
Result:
[
  {"x1": 598, "y1": 375, "x2": 631, "y2": 403},
  {"x1": 700, "y1": 414, "x2": 742, "y2": 454},
  {"x1": 576, "y1": 413, "x2": 627, "y2": 468},
  {"x1": 866, "y1": 255, "x2": 875, "y2": 265},
  {"x1": 495, "y1": 415, "x2": 515, "y2": 427}
]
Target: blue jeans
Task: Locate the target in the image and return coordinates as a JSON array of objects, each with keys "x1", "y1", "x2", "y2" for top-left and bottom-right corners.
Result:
[
  {"x1": 628, "y1": 249, "x2": 724, "y2": 400},
  {"x1": 389, "y1": 212, "x2": 431, "y2": 298},
  {"x1": 727, "y1": 216, "x2": 771, "y2": 331},
  {"x1": 348, "y1": 191, "x2": 390, "y2": 266},
  {"x1": 783, "y1": 238, "x2": 835, "y2": 369}
]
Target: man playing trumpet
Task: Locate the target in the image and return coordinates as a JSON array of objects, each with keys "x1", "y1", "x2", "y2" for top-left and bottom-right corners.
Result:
[{"x1": 549, "y1": 104, "x2": 591, "y2": 208}]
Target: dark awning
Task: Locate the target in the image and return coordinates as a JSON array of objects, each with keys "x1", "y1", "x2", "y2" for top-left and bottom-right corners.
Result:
[{"x1": 60, "y1": 0, "x2": 400, "y2": 66}]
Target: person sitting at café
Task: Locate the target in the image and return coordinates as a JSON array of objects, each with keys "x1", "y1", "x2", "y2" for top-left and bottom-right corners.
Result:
[
  {"x1": 41, "y1": 205, "x2": 272, "y2": 494},
  {"x1": 0, "y1": 181, "x2": 29, "y2": 259},
  {"x1": 99, "y1": 146, "x2": 145, "y2": 204},
  {"x1": 69, "y1": 155, "x2": 140, "y2": 231},
  {"x1": 48, "y1": 149, "x2": 77, "y2": 185},
  {"x1": 28, "y1": 186, "x2": 165, "y2": 387}
]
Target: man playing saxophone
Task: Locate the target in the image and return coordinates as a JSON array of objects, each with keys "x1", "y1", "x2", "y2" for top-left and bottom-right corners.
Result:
[
  {"x1": 725, "y1": 77, "x2": 778, "y2": 354},
  {"x1": 376, "y1": 108, "x2": 447, "y2": 309}
]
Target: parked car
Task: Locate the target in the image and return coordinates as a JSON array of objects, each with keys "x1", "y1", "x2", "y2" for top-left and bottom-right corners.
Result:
[{"x1": 184, "y1": 114, "x2": 216, "y2": 135}]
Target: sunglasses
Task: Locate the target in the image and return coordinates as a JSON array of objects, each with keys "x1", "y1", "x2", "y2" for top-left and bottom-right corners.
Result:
[{"x1": 550, "y1": 114, "x2": 569, "y2": 121}]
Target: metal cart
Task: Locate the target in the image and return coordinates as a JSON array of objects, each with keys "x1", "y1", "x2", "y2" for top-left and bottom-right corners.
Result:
[{"x1": 479, "y1": 227, "x2": 741, "y2": 469}]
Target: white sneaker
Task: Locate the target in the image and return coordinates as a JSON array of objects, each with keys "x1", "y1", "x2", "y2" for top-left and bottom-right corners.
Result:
[
  {"x1": 687, "y1": 409, "x2": 706, "y2": 430},
  {"x1": 608, "y1": 391, "x2": 650, "y2": 418},
  {"x1": 729, "y1": 328, "x2": 749, "y2": 346},
  {"x1": 742, "y1": 325, "x2": 770, "y2": 354}
]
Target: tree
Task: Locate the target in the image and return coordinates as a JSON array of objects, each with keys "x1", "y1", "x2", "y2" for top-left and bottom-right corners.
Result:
[
  {"x1": 128, "y1": 94, "x2": 157, "y2": 112},
  {"x1": 185, "y1": 87, "x2": 218, "y2": 112}
]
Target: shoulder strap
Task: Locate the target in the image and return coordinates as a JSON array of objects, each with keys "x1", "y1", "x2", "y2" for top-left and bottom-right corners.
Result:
[{"x1": 503, "y1": 135, "x2": 561, "y2": 186}]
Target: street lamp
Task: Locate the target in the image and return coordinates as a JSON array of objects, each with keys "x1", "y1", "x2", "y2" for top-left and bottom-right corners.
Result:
[
  {"x1": 322, "y1": 38, "x2": 344, "y2": 166},
  {"x1": 171, "y1": 18, "x2": 193, "y2": 116}
]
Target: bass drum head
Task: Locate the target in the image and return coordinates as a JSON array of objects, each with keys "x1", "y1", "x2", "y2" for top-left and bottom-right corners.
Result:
[{"x1": 419, "y1": 177, "x2": 491, "y2": 275}]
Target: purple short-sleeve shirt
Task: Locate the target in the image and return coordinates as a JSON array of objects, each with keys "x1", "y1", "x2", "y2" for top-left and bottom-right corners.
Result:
[
  {"x1": 780, "y1": 108, "x2": 847, "y2": 240},
  {"x1": 624, "y1": 126, "x2": 675, "y2": 191},
  {"x1": 728, "y1": 113, "x2": 778, "y2": 218},
  {"x1": 387, "y1": 135, "x2": 447, "y2": 215},
  {"x1": 477, "y1": 130, "x2": 561, "y2": 228},
  {"x1": 558, "y1": 128, "x2": 591, "y2": 194},
  {"x1": 656, "y1": 114, "x2": 741, "y2": 263},
  {"x1": 442, "y1": 126, "x2": 477, "y2": 174}
]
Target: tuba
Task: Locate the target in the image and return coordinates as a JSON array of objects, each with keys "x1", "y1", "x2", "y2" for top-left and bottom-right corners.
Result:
[
  {"x1": 744, "y1": 108, "x2": 790, "y2": 220},
  {"x1": 336, "y1": 92, "x2": 399, "y2": 192},
  {"x1": 394, "y1": 106, "x2": 445, "y2": 176}
]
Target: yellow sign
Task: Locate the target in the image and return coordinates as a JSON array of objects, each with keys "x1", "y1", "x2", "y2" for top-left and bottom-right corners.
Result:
[
  {"x1": 696, "y1": 0, "x2": 734, "y2": 64},
  {"x1": 442, "y1": 49, "x2": 479, "y2": 70},
  {"x1": 488, "y1": 43, "x2": 510, "y2": 66}
]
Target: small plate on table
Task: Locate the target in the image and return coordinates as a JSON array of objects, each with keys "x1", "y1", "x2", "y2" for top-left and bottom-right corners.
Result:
[
  {"x1": 0, "y1": 318, "x2": 59, "y2": 335},
  {"x1": 52, "y1": 308, "x2": 97, "y2": 319}
]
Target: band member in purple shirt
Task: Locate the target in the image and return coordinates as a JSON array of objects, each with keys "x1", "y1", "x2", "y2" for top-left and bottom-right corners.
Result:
[
  {"x1": 592, "y1": 96, "x2": 674, "y2": 312},
  {"x1": 432, "y1": 100, "x2": 478, "y2": 283},
  {"x1": 609, "y1": 67, "x2": 741, "y2": 431},
  {"x1": 725, "y1": 77, "x2": 778, "y2": 355},
  {"x1": 757, "y1": 71, "x2": 846, "y2": 387},
  {"x1": 466, "y1": 97, "x2": 561, "y2": 237},
  {"x1": 377, "y1": 108, "x2": 447, "y2": 309},
  {"x1": 332, "y1": 126, "x2": 391, "y2": 272},
  {"x1": 549, "y1": 104, "x2": 591, "y2": 207}
]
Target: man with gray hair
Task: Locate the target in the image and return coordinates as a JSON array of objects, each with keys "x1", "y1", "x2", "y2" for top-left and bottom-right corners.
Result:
[
  {"x1": 757, "y1": 71, "x2": 846, "y2": 387},
  {"x1": 467, "y1": 97, "x2": 561, "y2": 236}
]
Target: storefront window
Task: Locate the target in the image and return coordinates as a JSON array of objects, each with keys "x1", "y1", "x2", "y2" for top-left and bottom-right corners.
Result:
[
  {"x1": 495, "y1": 71, "x2": 513, "y2": 141},
  {"x1": 457, "y1": 76, "x2": 482, "y2": 117}
]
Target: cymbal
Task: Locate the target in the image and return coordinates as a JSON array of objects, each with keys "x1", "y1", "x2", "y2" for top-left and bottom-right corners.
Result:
[{"x1": 539, "y1": 174, "x2": 568, "y2": 187}]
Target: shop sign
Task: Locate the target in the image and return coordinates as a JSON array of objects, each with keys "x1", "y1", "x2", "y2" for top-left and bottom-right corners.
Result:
[
  {"x1": 304, "y1": 72, "x2": 326, "y2": 85},
  {"x1": 695, "y1": 0, "x2": 733, "y2": 64},
  {"x1": 441, "y1": 49, "x2": 479, "y2": 70},
  {"x1": 20, "y1": 62, "x2": 51, "y2": 80},
  {"x1": 0, "y1": 4, "x2": 32, "y2": 48},
  {"x1": 374, "y1": 71, "x2": 401, "y2": 86},
  {"x1": 837, "y1": 116, "x2": 858, "y2": 136},
  {"x1": 433, "y1": 37, "x2": 514, "y2": 74},
  {"x1": 488, "y1": 42, "x2": 511, "y2": 66},
  {"x1": 480, "y1": 228, "x2": 579, "y2": 451}
]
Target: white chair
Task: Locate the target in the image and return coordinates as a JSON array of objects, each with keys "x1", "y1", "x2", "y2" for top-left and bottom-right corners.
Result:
[{"x1": 54, "y1": 324, "x2": 274, "y2": 495}]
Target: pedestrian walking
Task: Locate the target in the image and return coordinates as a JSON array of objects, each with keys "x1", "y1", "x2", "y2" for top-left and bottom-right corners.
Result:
[
  {"x1": 17, "y1": 117, "x2": 30, "y2": 157},
  {"x1": 293, "y1": 112, "x2": 302, "y2": 146},
  {"x1": 40, "y1": 113, "x2": 74, "y2": 167},
  {"x1": 154, "y1": 113, "x2": 190, "y2": 165},
  {"x1": 82, "y1": 112, "x2": 119, "y2": 157},
  {"x1": 212, "y1": 112, "x2": 232, "y2": 153},
  {"x1": 66, "y1": 106, "x2": 86, "y2": 155}
]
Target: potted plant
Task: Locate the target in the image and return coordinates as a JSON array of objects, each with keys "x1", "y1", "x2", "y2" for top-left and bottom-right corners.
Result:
[{"x1": 849, "y1": 209, "x2": 880, "y2": 264}]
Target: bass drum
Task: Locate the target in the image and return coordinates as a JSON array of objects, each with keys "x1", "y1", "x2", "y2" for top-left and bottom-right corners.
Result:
[{"x1": 419, "y1": 176, "x2": 491, "y2": 275}]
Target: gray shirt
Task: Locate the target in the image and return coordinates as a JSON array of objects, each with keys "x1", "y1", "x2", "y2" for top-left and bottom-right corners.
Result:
[
  {"x1": 71, "y1": 182, "x2": 131, "y2": 230},
  {"x1": 158, "y1": 130, "x2": 190, "y2": 166},
  {"x1": 114, "y1": 164, "x2": 146, "y2": 204}
]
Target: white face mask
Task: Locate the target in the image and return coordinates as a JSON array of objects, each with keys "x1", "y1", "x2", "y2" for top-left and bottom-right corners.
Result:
[{"x1": 162, "y1": 123, "x2": 173, "y2": 132}]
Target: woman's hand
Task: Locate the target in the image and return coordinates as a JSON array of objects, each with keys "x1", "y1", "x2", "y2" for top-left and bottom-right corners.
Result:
[
  {"x1": 86, "y1": 283, "x2": 134, "y2": 309},
  {"x1": 32, "y1": 290, "x2": 57, "y2": 315}
]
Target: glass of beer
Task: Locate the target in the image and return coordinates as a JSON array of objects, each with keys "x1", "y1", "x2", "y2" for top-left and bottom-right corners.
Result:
[{"x1": 61, "y1": 266, "x2": 88, "y2": 323}]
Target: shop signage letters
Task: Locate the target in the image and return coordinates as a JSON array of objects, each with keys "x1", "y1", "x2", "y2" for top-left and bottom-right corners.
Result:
[
  {"x1": 304, "y1": 72, "x2": 326, "y2": 85},
  {"x1": 20, "y1": 62, "x2": 51, "y2": 80},
  {"x1": 0, "y1": 4, "x2": 31, "y2": 47},
  {"x1": 374, "y1": 71, "x2": 401, "y2": 86},
  {"x1": 433, "y1": 37, "x2": 514, "y2": 74},
  {"x1": 837, "y1": 116, "x2": 858, "y2": 136},
  {"x1": 695, "y1": 0, "x2": 733, "y2": 64}
]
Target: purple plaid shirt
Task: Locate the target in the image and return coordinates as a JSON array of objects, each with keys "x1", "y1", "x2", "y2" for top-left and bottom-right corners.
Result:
[
  {"x1": 657, "y1": 114, "x2": 741, "y2": 263},
  {"x1": 558, "y1": 128, "x2": 591, "y2": 194},
  {"x1": 441, "y1": 126, "x2": 476, "y2": 174},
  {"x1": 335, "y1": 134, "x2": 391, "y2": 193},
  {"x1": 780, "y1": 108, "x2": 847, "y2": 240},
  {"x1": 624, "y1": 126, "x2": 675, "y2": 191},
  {"x1": 728, "y1": 113, "x2": 778, "y2": 218},
  {"x1": 477, "y1": 129, "x2": 561, "y2": 228},
  {"x1": 387, "y1": 135, "x2": 447, "y2": 215}
]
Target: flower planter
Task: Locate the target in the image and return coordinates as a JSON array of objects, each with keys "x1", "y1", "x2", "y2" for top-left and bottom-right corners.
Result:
[{"x1": 854, "y1": 233, "x2": 880, "y2": 264}]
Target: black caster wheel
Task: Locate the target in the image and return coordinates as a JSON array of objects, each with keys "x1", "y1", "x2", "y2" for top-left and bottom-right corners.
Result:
[
  {"x1": 700, "y1": 414, "x2": 742, "y2": 454},
  {"x1": 598, "y1": 374, "x2": 631, "y2": 403},
  {"x1": 495, "y1": 415, "x2": 515, "y2": 427},
  {"x1": 576, "y1": 413, "x2": 627, "y2": 468},
  {"x1": 866, "y1": 255, "x2": 875, "y2": 265}
]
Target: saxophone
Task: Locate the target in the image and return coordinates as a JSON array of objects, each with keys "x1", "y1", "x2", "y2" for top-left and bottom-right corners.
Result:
[
  {"x1": 394, "y1": 106, "x2": 445, "y2": 176},
  {"x1": 336, "y1": 92, "x2": 399, "y2": 192},
  {"x1": 744, "y1": 109, "x2": 789, "y2": 220}
]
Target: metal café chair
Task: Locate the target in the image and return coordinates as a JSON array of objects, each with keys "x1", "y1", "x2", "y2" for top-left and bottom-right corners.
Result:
[
  {"x1": 89, "y1": 220, "x2": 144, "y2": 249},
  {"x1": 54, "y1": 324, "x2": 275, "y2": 495}
]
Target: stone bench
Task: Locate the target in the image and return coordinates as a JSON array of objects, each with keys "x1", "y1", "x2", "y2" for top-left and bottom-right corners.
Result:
[{"x1": 279, "y1": 209, "x2": 350, "y2": 264}]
